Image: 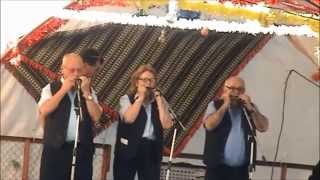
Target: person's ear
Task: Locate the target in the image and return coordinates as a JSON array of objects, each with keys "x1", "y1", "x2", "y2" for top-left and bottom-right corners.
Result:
[{"x1": 58, "y1": 68, "x2": 63, "y2": 76}]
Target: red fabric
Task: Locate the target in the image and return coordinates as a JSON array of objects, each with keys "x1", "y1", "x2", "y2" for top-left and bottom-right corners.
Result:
[
  {"x1": 311, "y1": 68, "x2": 320, "y2": 81},
  {"x1": 65, "y1": 0, "x2": 128, "y2": 11},
  {"x1": 99, "y1": 102, "x2": 118, "y2": 123},
  {"x1": 19, "y1": 54, "x2": 60, "y2": 80},
  {"x1": 218, "y1": 0, "x2": 319, "y2": 14},
  {"x1": 1, "y1": 17, "x2": 66, "y2": 65},
  {"x1": 281, "y1": 0, "x2": 319, "y2": 14},
  {"x1": 1, "y1": 15, "x2": 120, "y2": 123}
]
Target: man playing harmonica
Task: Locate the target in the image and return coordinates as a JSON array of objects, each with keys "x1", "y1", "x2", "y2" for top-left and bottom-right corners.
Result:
[{"x1": 203, "y1": 76, "x2": 269, "y2": 180}]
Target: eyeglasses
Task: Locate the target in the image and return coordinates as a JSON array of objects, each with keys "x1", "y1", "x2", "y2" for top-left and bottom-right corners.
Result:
[
  {"x1": 138, "y1": 78, "x2": 156, "y2": 83},
  {"x1": 62, "y1": 66, "x2": 82, "y2": 74},
  {"x1": 225, "y1": 85, "x2": 244, "y2": 91}
]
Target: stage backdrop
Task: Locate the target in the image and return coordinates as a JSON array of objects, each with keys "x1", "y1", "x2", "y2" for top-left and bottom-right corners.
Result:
[{"x1": 2, "y1": 17, "x2": 270, "y2": 154}]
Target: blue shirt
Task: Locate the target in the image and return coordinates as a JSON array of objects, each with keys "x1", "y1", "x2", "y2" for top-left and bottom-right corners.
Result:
[
  {"x1": 203, "y1": 101, "x2": 246, "y2": 167},
  {"x1": 119, "y1": 94, "x2": 155, "y2": 140}
]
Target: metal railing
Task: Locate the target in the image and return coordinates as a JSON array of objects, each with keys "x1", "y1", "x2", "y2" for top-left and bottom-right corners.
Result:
[
  {"x1": 0, "y1": 136, "x2": 111, "y2": 180},
  {"x1": 160, "y1": 153, "x2": 314, "y2": 180}
]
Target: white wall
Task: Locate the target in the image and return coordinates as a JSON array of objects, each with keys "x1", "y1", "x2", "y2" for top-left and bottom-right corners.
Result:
[
  {"x1": 1, "y1": 0, "x2": 69, "y2": 54},
  {"x1": 0, "y1": 0, "x2": 70, "y2": 137},
  {"x1": 181, "y1": 36, "x2": 319, "y2": 179}
]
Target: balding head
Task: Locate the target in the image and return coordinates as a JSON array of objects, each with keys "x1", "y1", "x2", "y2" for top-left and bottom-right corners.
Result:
[
  {"x1": 61, "y1": 53, "x2": 84, "y2": 79},
  {"x1": 223, "y1": 76, "x2": 246, "y2": 96},
  {"x1": 62, "y1": 53, "x2": 83, "y2": 66}
]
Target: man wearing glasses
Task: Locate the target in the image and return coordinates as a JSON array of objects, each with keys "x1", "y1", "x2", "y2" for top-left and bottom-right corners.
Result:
[
  {"x1": 38, "y1": 53, "x2": 102, "y2": 180},
  {"x1": 203, "y1": 76, "x2": 269, "y2": 180},
  {"x1": 114, "y1": 64, "x2": 173, "y2": 180}
]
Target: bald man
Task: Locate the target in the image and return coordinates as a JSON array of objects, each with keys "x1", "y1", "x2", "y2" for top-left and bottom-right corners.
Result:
[
  {"x1": 202, "y1": 76, "x2": 269, "y2": 180},
  {"x1": 38, "y1": 53, "x2": 102, "y2": 180}
]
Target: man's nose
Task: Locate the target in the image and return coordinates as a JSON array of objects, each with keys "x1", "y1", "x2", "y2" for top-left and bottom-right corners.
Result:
[
  {"x1": 229, "y1": 92, "x2": 238, "y2": 96},
  {"x1": 74, "y1": 70, "x2": 82, "y2": 77}
]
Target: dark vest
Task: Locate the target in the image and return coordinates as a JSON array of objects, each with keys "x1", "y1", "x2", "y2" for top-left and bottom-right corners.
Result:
[
  {"x1": 42, "y1": 81, "x2": 94, "y2": 148},
  {"x1": 114, "y1": 94, "x2": 163, "y2": 160},
  {"x1": 203, "y1": 99, "x2": 256, "y2": 167}
]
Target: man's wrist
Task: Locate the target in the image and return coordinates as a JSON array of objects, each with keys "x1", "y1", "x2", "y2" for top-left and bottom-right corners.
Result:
[
  {"x1": 83, "y1": 93, "x2": 93, "y2": 101},
  {"x1": 248, "y1": 108, "x2": 256, "y2": 115}
]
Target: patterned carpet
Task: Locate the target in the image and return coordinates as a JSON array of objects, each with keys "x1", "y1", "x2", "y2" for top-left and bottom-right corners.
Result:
[{"x1": 3, "y1": 19, "x2": 271, "y2": 154}]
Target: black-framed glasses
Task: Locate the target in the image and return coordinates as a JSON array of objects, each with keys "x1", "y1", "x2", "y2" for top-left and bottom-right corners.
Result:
[
  {"x1": 225, "y1": 85, "x2": 244, "y2": 91},
  {"x1": 138, "y1": 78, "x2": 156, "y2": 83},
  {"x1": 62, "y1": 66, "x2": 82, "y2": 74}
]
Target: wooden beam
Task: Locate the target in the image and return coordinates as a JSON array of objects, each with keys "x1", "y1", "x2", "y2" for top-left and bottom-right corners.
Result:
[
  {"x1": 281, "y1": 163, "x2": 287, "y2": 180},
  {"x1": 100, "y1": 144, "x2": 111, "y2": 180},
  {"x1": 22, "y1": 139, "x2": 31, "y2": 180}
]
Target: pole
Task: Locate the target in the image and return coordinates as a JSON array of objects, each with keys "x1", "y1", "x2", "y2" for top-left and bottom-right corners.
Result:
[
  {"x1": 242, "y1": 106, "x2": 256, "y2": 180},
  {"x1": 71, "y1": 84, "x2": 83, "y2": 180},
  {"x1": 165, "y1": 128, "x2": 177, "y2": 180},
  {"x1": 162, "y1": 96, "x2": 185, "y2": 180}
]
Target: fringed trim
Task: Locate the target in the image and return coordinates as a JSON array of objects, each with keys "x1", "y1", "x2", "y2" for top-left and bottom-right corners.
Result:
[
  {"x1": 19, "y1": 54, "x2": 60, "y2": 80},
  {"x1": 1, "y1": 17, "x2": 67, "y2": 65},
  {"x1": 4, "y1": 63, "x2": 41, "y2": 102},
  {"x1": 99, "y1": 102, "x2": 119, "y2": 122}
]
